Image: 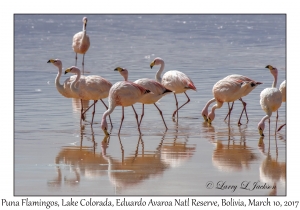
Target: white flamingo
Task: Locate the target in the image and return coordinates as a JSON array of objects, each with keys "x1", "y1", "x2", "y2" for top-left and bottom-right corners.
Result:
[
  {"x1": 72, "y1": 17, "x2": 90, "y2": 75},
  {"x1": 64, "y1": 66, "x2": 112, "y2": 125},
  {"x1": 202, "y1": 74, "x2": 262, "y2": 125},
  {"x1": 47, "y1": 59, "x2": 81, "y2": 98},
  {"x1": 258, "y1": 65, "x2": 282, "y2": 136},
  {"x1": 150, "y1": 57, "x2": 196, "y2": 119},
  {"x1": 277, "y1": 80, "x2": 286, "y2": 132},
  {"x1": 206, "y1": 76, "x2": 262, "y2": 125},
  {"x1": 47, "y1": 59, "x2": 90, "y2": 119},
  {"x1": 100, "y1": 68, "x2": 151, "y2": 136},
  {"x1": 114, "y1": 67, "x2": 172, "y2": 130}
]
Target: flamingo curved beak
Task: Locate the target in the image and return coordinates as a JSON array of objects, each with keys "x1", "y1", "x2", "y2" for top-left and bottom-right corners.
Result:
[
  {"x1": 150, "y1": 62, "x2": 155, "y2": 69},
  {"x1": 65, "y1": 68, "x2": 71, "y2": 74},
  {"x1": 259, "y1": 128, "x2": 264, "y2": 136},
  {"x1": 207, "y1": 118, "x2": 212, "y2": 124}
]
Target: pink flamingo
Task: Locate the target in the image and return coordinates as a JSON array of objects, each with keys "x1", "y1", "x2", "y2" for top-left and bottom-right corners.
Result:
[
  {"x1": 258, "y1": 65, "x2": 282, "y2": 136},
  {"x1": 64, "y1": 66, "x2": 112, "y2": 125},
  {"x1": 277, "y1": 80, "x2": 286, "y2": 132},
  {"x1": 114, "y1": 67, "x2": 172, "y2": 130},
  {"x1": 72, "y1": 17, "x2": 90, "y2": 74},
  {"x1": 202, "y1": 74, "x2": 262, "y2": 125},
  {"x1": 207, "y1": 76, "x2": 262, "y2": 125},
  {"x1": 100, "y1": 68, "x2": 151, "y2": 136},
  {"x1": 150, "y1": 57, "x2": 196, "y2": 119}
]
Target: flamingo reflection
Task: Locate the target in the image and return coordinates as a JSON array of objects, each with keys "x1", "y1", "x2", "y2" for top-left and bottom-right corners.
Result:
[
  {"x1": 206, "y1": 124, "x2": 257, "y2": 172},
  {"x1": 101, "y1": 135, "x2": 168, "y2": 193},
  {"x1": 47, "y1": 126, "x2": 108, "y2": 187},
  {"x1": 72, "y1": 98, "x2": 90, "y2": 122},
  {"x1": 160, "y1": 122, "x2": 196, "y2": 168},
  {"x1": 258, "y1": 136, "x2": 286, "y2": 195}
]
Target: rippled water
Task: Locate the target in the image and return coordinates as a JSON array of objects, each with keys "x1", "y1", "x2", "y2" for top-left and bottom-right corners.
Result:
[{"x1": 14, "y1": 14, "x2": 286, "y2": 195}]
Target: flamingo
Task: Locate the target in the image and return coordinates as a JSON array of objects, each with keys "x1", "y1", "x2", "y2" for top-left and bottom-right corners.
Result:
[
  {"x1": 114, "y1": 67, "x2": 172, "y2": 130},
  {"x1": 100, "y1": 68, "x2": 151, "y2": 136},
  {"x1": 47, "y1": 59, "x2": 90, "y2": 120},
  {"x1": 277, "y1": 80, "x2": 286, "y2": 132},
  {"x1": 47, "y1": 59, "x2": 81, "y2": 98},
  {"x1": 202, "y1": 74, "x2": 262, "y2": 125},
  {"x1": 64, "y1": 66, "x2": 112, "y2": 125},
  {"x1": 72, "y1": 17, "x2": 90, "y2": 75},
  {"x1": 207, "y1": 77, "x2": 262, "y2": 125},
  {"x1": 258, "y1": 65, "x2": 282, "y2": 136},
  {"x1": 150, "y1": 57, "x2": 196, "y2": 119}
]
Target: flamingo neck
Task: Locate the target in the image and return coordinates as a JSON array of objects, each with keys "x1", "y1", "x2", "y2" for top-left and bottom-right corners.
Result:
[
  {"x1": 264, "y1": 114, "x2": 271, "y2": 122},
  {"x1": 80, "y1": 23, "x2": 87, "y2": 44},
  {"x1": 104, "y1": 103, "x2": 115, "y2": 118},
  {"x1": 203, "y1": 98, "x2": 216, "y2": 113},
  {"x1": 155, "y1": 61, "x2": 165, "y2": 83},
  {"x1": 272, "y1": 74, "x2": 278, "y2": 88},
  {"x1": 258, "y1": 115, "x2": 270, "y2": 128},
  {"x1": 101, "y1": 101, "x2": 116, "y2": 131},
  {"x1": 55, "y1": 66, "x2": 65, "y2": 95},
  {"x1": 70, "y1": 70, "x2": 81, "y2": 94}
]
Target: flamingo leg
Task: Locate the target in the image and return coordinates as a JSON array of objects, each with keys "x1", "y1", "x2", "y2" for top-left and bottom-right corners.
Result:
[
  {"x1": 277, "y1": 123, "x2": 286, "y2": 132},
  {"x1": 80, "y1": 99, "x2": 86, "y2": 125},
  {"x1": 172, "y1": 92, "x2": 191, "y2": 118},
  {"x1": 118, "y1": 106, "x2": 125, "y2": 135},
  {"x1": 172, "y1": 93, "x2": 179, "y2": 119},
  {"x1": 275, "y1": 110, "x2": 279, "y2": 135},
  {"x1": 154, "y1": 103, "x2": 168, "y2": 130},
  {"x1": 99, "y1": 99, "x2": 113, "y2": 128},
  {"x1": 227, "y1": 101, "x2": 234, "y2": 124},
  {"x1": 91, "y1": 100, "x2": 97, "y2": 125},
  {"x1": 224, "y1": 102, "x2": 234, "y2": 121},
  {"x1": 131, "y1": 105, "x2": 140, "y2": 131},
  {"x1": 269, "y1": 118, "x2": 271, "y2": 137},
  {"x1": 241, "y1": 99, "x2": 248, "y2": 121},
  {"x1": 238, "y1": 98, "x2": 249, "y2": 125},
  {"x1": 82, "y1": 54, "x2": 85, "y2": 75},
  {"x1": 139, "y1": 104, "x2": 145, "y2": 126},
  {"x1": 82, "y1": 100, "x2": 96, "y2": 116},
  {"x1": 75, "y1": 53, "x2": 78, "y2": 66}
]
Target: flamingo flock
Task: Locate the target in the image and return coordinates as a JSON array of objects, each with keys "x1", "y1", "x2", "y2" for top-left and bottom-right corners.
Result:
[{"x1": 47, "y1": 16, "x2": 286, "y2": 138}]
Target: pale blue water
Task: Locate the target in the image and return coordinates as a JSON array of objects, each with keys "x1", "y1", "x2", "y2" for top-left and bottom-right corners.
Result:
[{"x1": 14, "y1": 14, "x2": 286, "y2": 195}]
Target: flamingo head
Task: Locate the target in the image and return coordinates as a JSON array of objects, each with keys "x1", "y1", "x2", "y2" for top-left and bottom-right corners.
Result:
[
  {"x1": 265, "y1": 65, "x2": 278, "y2": 78},
  {"x1": 101, "y1": 117, "x2": 110, "y2": 136},
  {"x1": 114, "y1": 67, "x2": 128, "y2": 81},
  {"x1": 47, "y1": 59, "x2": 62, "y2": 68},
  {"x1": 150, "y1": 57, "x2": 163, "y2": 69},
  {"x1": 257, "y1": 120, "x2": 265, "y2": 136},
  {"x1": 207, "y1": 111, "x2": 215, "y2": 124},
  {"x1": 83, "y1": 17, "x2": 88, "y2": 25},
  {"x1": 64, "y1": 66, "x2": 80, "y2": 75},
  {"x1": 201, "y1": 108, "x2": 208, "y2": 122}
]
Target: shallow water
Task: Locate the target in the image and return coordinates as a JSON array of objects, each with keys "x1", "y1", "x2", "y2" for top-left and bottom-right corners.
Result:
[{"x1": 14, "y1": 14, "x2": 286, "y2": 196}]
